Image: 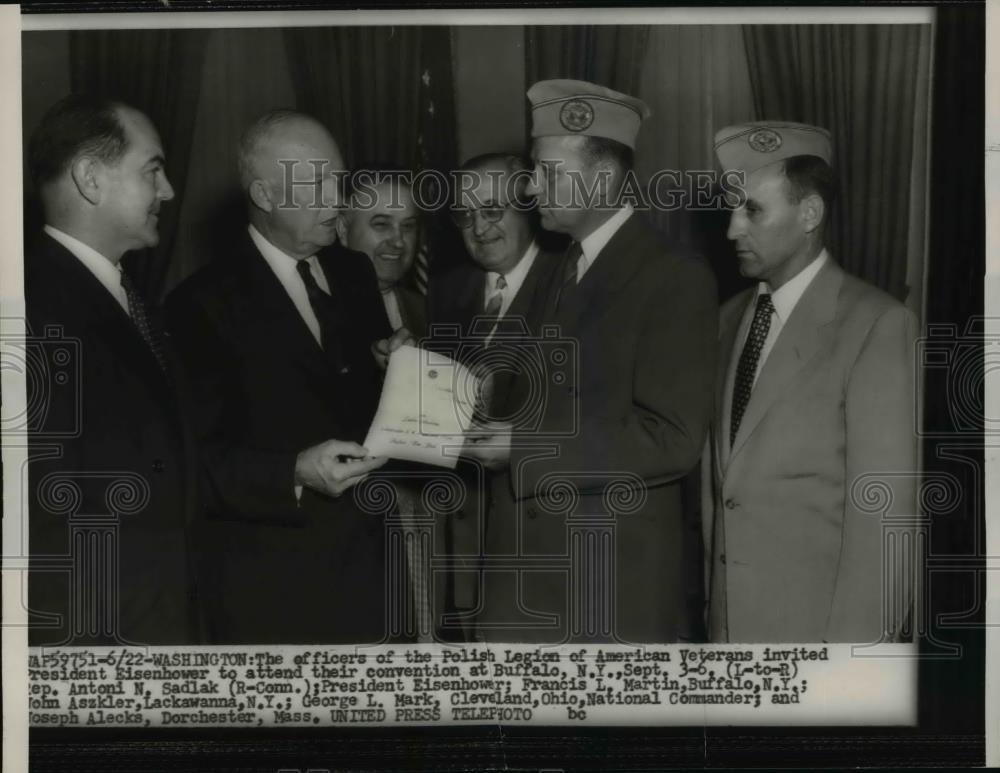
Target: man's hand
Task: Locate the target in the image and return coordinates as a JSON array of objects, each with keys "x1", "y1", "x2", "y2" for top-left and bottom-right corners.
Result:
[
  {"x1": 372, "y1": 327, "x2": 416, "y2": 370},
  {"x1": 295, "y1": 439, "x2": 387, "y2": 498},
  {"x1": 461, "y1": 421, "x2": 512, "y2": 471}
]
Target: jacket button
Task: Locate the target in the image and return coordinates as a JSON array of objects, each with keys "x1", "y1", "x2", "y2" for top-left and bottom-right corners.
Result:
[
  {"x1": 455, "y1": 509, "x2": 465, "y2": 520},
  {"x1": 151, "y1": 459, "x2": 165, "y2": 473},
  {"x1": 527, "y1": 507, "x2": 537, "y2": 519},
  {"x1": 720, "y1": 553, "x2": 727, "y2": 565},
  {"x1": 724, "y1": 498, "x2": 737, "y2": 510}
]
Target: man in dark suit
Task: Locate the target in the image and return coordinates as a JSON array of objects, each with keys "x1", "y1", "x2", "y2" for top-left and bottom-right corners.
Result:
[
  {"x1": 464, "y1": 81, "x2": 718, "y2": 643},
  {"x1": 426, "y1": 153, "x2": 562, "y2": 639},
  {"x1": 166, "y1": 110, "x2": 389, "y2": 644},
  {"x1": 25, "y1": 94, "x2": 199, "y2": 645},
  {"x1": 339, "y1": 169, "x2": 427, "y2": 340}
]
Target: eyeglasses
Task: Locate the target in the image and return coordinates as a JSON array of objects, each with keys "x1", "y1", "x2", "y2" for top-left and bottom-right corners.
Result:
[{"x1": 451, "y1": 205, "x2": 506, "y2": 230}]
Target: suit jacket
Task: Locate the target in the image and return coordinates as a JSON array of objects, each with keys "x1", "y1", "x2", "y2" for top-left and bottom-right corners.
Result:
[
  {"x1": 480, "y1": 213, "x2": 718, "y2": 643},
  {"x1": 423, "y1": 247, "x2": 562, "y2": 634},
  {"x1": 165, "y1": 229, "x2": 392, "y2": 644},
  {"x1": 26, "y1": 232, "x2": 200, "y2": 646},
  {"x1": 702, "y1": 258, "x2": 919, "y2": 643}
]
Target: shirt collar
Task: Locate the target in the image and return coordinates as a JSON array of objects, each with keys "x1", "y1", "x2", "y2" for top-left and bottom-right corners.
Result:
[
  {"x1": 487, "y1": 240, "x2": 539, "y2": 293},
  {"x1": 579, "y1": 204, "x2": 633, "y2": 269},
  {"x1": 249, "y1": 224, "x2": 317, "y2": 275},
  {"x1": 44, "y1": 224, "x2": 127, "y2": 308},
  {"x1": 759, "y1": 248, "x2": 829, "y2": 324}
]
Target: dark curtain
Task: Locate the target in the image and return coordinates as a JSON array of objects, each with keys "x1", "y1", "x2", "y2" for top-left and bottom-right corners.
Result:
[
  {"x1": 283, "y1": 26, "x2": 457, "y2": 172},
  {"x1": 742, "y1": 25, "x2": 924, "y2": 301},
  {"x1": 283, "y1": 26, "x2": 460, "y2": 280},
  {"x1": 525, "y1": 25, "x2": 650, "y2": 93},
  {"x1": 69, "y1": 29, "x2": 209, "y2": 302},
  {"x1": 918, "y1": 4, "x2": 984, "y2": 738}
]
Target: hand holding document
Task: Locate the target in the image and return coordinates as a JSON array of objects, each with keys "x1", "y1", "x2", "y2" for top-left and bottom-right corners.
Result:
[
  {"x1": 371, "y1": 326, "x2": 416, "y2": 370},
  {"x1": 463, "y1": 419, "x2": 513, "y2": 470},
  {"x1": 363, "y1": 344, "x2": 481, "y2": 468}
]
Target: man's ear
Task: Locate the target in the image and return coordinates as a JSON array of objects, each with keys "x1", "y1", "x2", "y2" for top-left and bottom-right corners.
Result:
[
  {"x1": 334, "y1": 214, "x2": 348, "y2": 245},
  {"x1": 248, "y1": 179, "x2": 274, "y2": 213},
  {"x1": 69, "y1": 156, "x2": 102, "y2": 206},
  {"x1": 799, "y1": 192, "x2": 825, "y2": 234}
]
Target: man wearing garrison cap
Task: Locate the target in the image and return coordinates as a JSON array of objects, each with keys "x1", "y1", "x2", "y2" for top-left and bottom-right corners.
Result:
[
  {"x1": 703, "y1": 122, "x2": 919, "y2": 643},
  {"x1": 463, "y1": 79, "x2": 718, "y2": 643}
]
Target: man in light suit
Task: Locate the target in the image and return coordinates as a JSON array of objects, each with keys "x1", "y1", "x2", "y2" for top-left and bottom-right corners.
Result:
[
  {"x1": 703, "y1": 122, "x2": 919, "y2": 643},
  {"x1": 339, "y1": 169, "x2": 427, "y2": 339},
  {"x1": 464, "y1": 82, "x2": 718, "y2": 643},
  {"x1": 166, "y1": 110, "x2": 389, "y2": 644},
  {"x1": 25, "y1": 95, "x2": 200, "y2": 645}
]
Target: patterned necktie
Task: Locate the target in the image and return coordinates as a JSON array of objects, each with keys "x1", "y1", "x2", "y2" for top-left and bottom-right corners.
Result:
[
  {"x1": 556, "y1": 241, "x2": 582, "y2": 311},
  {"x1": 120, "y1": 271, "x2": 168, "y2": 374},
  {"x1": 296, "y1": 258, "x2": 348, "y2": 374},
  {"x1": 484, "y1": 274, "x2": 507, "y2": 329},
  {"x1": 473, "y1": 274, "x2": 508, "y2": 419},
  {"x1": 730, "y1": 293, "x2": 774, "y2": 446}
]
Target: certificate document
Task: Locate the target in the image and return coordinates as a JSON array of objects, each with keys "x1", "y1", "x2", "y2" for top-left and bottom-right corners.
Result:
[{"x1": 363, "y1": 344, "x2": 480, "y2": 468}]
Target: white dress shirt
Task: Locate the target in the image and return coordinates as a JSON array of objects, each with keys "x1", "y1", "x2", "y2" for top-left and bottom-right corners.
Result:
[
  {"x1": 576, "y1": 204, "x2": 634, "y2": 282},
  {"x1": 483, "y1": 240, "x2": 539, "y2": 345},
  {"x1": 249, "y1": 224, "x2": 330, "y2": 347},
  {"x1": 745, "y1": 249, "x2": 829, "y2": 388},
  {"x1": 382, "y1": 288, "x2": 405, "y2": 331},
  {"x1": 44, "y1": 225, "x2": 130, "y2": 314},
  {"x1": 248, "y1": 225, "x2": 335, "y2": 503}
]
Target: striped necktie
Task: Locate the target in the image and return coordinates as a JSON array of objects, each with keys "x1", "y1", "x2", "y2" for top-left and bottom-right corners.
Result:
[{"x1": 484, "y1": 274, "x2": 506, "y2": 317}]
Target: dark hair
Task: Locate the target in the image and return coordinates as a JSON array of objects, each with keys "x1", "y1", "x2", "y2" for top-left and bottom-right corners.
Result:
[
  {"x1": 28, "y1": 94, "x2": 128, "y2": 187},
  {"x1": 456, "y1": 152, "x2": 533, "y2": 205},
  {"x1": 579, "y1": 136, "x2": 634, "y2": 175},
  {"x1": 782, "y1": 155, "x2": 838, "y2": 222}
]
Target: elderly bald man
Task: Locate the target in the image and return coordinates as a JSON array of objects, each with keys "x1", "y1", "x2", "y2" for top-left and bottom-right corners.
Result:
[{"x1": 167, "y1": 109, "x2": 393, "y2": 644}]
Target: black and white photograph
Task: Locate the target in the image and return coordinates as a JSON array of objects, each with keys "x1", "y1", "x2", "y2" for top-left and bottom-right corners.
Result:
[{"x1": 0, "y1": 2, "x2": 990, "y2": 770}]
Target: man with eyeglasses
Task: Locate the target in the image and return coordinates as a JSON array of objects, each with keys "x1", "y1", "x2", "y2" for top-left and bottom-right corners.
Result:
[
  {"x1": 425, "y1": 152, "x2": 562, "y2": 640},
  {"x1": 462, "y1": 81, "x2": 718, "y2": 643},
  {"x1": 431, "y1": 153, "x2": 560, "y2": 350}
]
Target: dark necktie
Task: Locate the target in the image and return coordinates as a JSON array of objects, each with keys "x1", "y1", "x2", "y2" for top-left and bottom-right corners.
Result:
[
  {"x1": 296, "y1": 257, "x2": 348, "y2": 374},
  {"x1": 120, "y1": 271, "x2": 168, "y2": 374},
  {"x1": 730, "y1": 292, "x2": 774, "y2": 446},
  {"x1": 555, "y1": 241, "x2": 582, "y2": 312}
]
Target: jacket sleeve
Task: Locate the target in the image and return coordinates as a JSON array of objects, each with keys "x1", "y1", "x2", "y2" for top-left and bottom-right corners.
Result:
[
  {"x1": 826, "y1": 305, "x2": 919, "y2": 642},
  {"x1": 165, "y1": 287, "x2": 303, "y2": 525}
]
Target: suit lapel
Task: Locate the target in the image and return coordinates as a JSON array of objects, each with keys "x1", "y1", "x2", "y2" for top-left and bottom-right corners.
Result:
[
  {"x1": 559, "y1": 213, "x2": 648, "y2": 332},
  {"x1": 491, "y1": 248, "x2": 559, "y2": 414},
  {"x1": 33, "y1": 234, "x2": 172, "y2": 400},
  {"x1": 716, "y1": 290, "x2": 753, "y2": 473},
  {"x1": 243, "y1": 237, "x2": 335, "y2": 382},
  {"x1": 395, "y1": 286, "x2": 423, "y2": 334},
  {"x1": 728, "y1": 260, "x2": 843, "y2": 462},
  {"x1": 458, "y1": 268, "x2": 486, "y2": 336}
]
